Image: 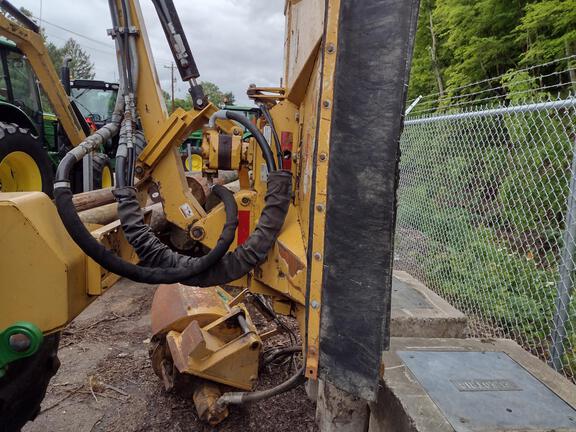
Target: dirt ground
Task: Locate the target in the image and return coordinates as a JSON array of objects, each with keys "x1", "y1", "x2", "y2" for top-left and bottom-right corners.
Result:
[{"x1": 23, "y1": 280, "x2": 317, "y2": 432}]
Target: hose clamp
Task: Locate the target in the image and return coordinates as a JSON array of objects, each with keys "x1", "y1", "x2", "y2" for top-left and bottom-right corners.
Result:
[{"x1": 54, "y1": 181, "x2": 71, "y2": 190}]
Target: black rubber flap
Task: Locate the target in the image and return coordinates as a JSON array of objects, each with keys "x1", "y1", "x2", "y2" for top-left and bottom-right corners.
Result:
[{"x1": 318, "y1": 0, "x2": 420, "y2": 401}]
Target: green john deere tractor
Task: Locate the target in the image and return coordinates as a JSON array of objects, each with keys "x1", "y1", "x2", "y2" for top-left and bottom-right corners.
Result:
[{"x1": 0, "y1": 37, "x2": 114, "y2": 196}]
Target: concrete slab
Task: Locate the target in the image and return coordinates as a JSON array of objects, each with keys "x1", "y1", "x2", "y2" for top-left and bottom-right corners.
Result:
[
  {"x1": 316, "y1": 379, "x2": 370, "y2": 432},
  {"x1": 391, "y1": 271, "x2": 467, "y2": 338},
  {"x1": 369, "y1": 338, "x2": 576, "y2": 432}
]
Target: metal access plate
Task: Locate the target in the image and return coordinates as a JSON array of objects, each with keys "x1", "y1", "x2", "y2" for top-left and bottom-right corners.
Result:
[{"x1": 398, "y1": 351, "x2": 576, "y2": 431}]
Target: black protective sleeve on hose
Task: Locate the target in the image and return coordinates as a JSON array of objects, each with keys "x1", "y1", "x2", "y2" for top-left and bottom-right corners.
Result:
[
  {"x1": 225, "y1": 110, "x2": 277, "y2": 173},
  {"x1": 181, "y1": 170, "x2": 291, "y2": 287},
  {"x1": 53, "y1": 185, "x2": 238, "y2": 285},
  {"x1": 113, "y1": 185, "x2": 237, "y2": 270}
]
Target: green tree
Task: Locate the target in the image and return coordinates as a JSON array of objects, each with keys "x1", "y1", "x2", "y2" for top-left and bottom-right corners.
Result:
[
  {"x1": 434, "y1": 0, "x2": 526, "y2": 93},
  {"x1": 163, "y1": 82, "x2": 235, "y2": 113},
  {"x1": 515, "y1": 0, "x2": 576, "y2": 75},
  {"x1": 162, "y1": 89, "x2": 192, "y2": 113},
  {"x1": 17, "y1": 7, "x2": 95, "y2": 80},
  {"x1": 408, "y1": 0, "x2": 548, "y2": 104},
  {"x1": 408, "y1": 0, "x2": 445, "y2": 100},
  {"x1": 50, "y1": 38, "x2": 95, "y2": 80},
  {"x1": 200, "y1": 81, "x2": 235, "y2": 107},
  {"x1": 408, "y1": 0, "x2": 576, "y2": 106}
]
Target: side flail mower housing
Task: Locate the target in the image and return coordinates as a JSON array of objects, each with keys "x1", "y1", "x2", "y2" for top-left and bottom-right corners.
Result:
[{"x1": 150, "y1": 285, "x2": 261, "y2": 424}]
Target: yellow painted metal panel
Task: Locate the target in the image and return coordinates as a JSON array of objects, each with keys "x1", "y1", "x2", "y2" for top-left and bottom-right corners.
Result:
[
  {"x1": 284, "y1": 0, "x2": 325, "y2": 90},
  {"x1": 0, "y1": 193, "x2": 90, "y2": 333},
  {"x1": 295, "y1": 56, "x2": 322, "y2": 244},
  {"x1": 290, "y1": 0, "x2": 341, "y2": 379},
  {"x1": 123, "y1": 0, "x2": 169, "y2": 138}
]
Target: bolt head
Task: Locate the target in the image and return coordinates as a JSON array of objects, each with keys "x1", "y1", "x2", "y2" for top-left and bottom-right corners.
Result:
[
  {"x1": 311, "y1": 300, "x2": 319, "y2": 309},
  {"x1": 319, "y1": 152, "x2": 327, "y2": 162},
  {"x1": 313, "y1": 252, "x2": 322, "y2": 261},
  {"x1": 316, "y1": 204, "x2": 325, "y2": 212},
  {"x1": 191, "y1": 227, "x2": 205, "y2": 240},
  {"x1": 9, "y1": 333, "x2": 31, "y2": 353},
  {"x1": 322, "y1": 100, "x2": 331, "y2": 109},
  {"x1": 240, "y1": 197, "x2": 251, "y2": 206},
  {"x1": 250, "y1": 341, "x2": 260, "y2": 351},
  {"x1": 327, "y1": 43, "x2": 335, "y2": 53}
]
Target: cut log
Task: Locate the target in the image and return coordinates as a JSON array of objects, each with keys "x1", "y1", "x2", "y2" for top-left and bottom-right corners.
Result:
[{"x1": 72, "y1": 188, "x2": 115, "y2": 212}]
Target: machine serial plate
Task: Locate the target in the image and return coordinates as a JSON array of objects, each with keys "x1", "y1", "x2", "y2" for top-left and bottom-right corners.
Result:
[{"x1": 398, "y1": 351, "x2": 576, "y2": 431}]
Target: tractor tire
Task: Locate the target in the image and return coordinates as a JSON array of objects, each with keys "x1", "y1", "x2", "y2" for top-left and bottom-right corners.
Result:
[
  {"x1": 0, "y1": 333, "x2": 61, "y2": 432},
  {"x1": 92, "y1": 152, "x2": 114, "y2": 189},
  {"x1": 0, "y1": 122, "x2": 54, "y2": 197}
]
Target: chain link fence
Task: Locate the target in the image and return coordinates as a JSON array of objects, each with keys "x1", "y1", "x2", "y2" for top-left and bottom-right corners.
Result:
[{"x1": 395, "y1": 94, "x2": 576, "y2": 381}]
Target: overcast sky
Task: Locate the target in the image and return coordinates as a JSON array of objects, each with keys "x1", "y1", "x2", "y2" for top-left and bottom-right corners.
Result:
[{"x1": 16, "y1": 0, "x2": 285, "y2": 105}]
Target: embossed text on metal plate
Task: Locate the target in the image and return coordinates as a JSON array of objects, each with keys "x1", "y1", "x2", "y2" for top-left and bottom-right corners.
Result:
[{"x1": 451, "y1": 379, "x2": 521, "y2": 392}]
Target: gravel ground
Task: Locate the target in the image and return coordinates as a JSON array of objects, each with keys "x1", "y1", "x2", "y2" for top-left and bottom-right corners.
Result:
[{"x1": 23, "y1": 279, "x2": 317, "y2": 432}]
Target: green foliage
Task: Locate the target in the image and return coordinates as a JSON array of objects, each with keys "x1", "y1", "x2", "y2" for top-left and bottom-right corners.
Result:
[
  {"x1": 409, "y1": 0, "x2": 438, "y2": 98},
  {"x1": 48, "y1": 38, "x2": 95, "y2": 80},
  {"x1": 408, "y1": 0, "x2": 576, "y2": 102},
  {"x1": 516, "y1": 0, "x2": 576, "y2": 64},
  {"x1": 404, "y1": 0, "x2": 576, "y2": 379},
  {"x1": 199, "y1": 81, "x2": 235, "y2": 107},
  {"x1": 163, "y1": 82, "x2": 235, "y2": 114},
  {"x1": 435, "y1": 0, "x2": 525, "y2": 87},
  {"x1": 398, "y1": 106, "x2": 576, "y2": 376}
]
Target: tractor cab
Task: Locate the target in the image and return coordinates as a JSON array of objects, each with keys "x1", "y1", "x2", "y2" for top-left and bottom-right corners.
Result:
[
  {"x1": 0, "y1": 37, "x2": 44, "y2": 137},
  {"x1": 70, "y1": 80, "x2": 119, "y2": 158},
  {"x1": 70, "y1": 80, "x2": 118, "y2": 127},
  {"x1": 0, "y1": 36, "x2": 51, "y2": 195},
  {"x1": 0, "y1": 37, "x2": 115, "y2": 195}
]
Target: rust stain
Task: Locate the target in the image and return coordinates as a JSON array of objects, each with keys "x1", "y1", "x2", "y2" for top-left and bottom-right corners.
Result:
[
  {"x1": 277, "y1": 241, "x2": 305, "y2": 277},
  {"x1": 150, "y1": 284, "x2": 227, "y2": 335}
]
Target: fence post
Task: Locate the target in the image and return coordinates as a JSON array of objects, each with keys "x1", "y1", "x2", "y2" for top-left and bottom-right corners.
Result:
[{"x1": 549, "y1": 138, "x2": 576, "y2": 371}]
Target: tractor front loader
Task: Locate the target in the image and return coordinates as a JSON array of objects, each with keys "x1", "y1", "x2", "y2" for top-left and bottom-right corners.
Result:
[{"x1": 0, "y1": 0, "x2": 420, "y2": 430}]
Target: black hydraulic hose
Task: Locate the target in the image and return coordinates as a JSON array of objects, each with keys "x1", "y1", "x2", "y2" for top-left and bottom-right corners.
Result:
[
  {"x1": 263, "y1": 346, "x2": 302, "y2": 365},
  {"x1": 217, "y1": 366, "x2": 305, "y2": 407},
  {"x1": 225, "y1": 111, "x2": 277, "y2": 173},
  {"x1": 119, "y1": 0, "x2": 137, "y2": 187},
  {"x1": 180, "y1": 170, "x2": 291, "y2": 287},
  {"x1": 259, "y1": 103, "x2": 283, "y2": 170},
  {"x1": 115, "y1": 122, "x2": 129, "y2": 188},
  {"x1": 126, "y1": 146, "x2": 135, "y2": 186},
  {"x1": 115, "y1": 154, "x2": 127, "y2": 188},
  {"x1": 120, "y1": 0, "x2": 134, "y2": 94},
  {"x1": 116, "y1": 122, "x2": 140, "y2": 188},
  {"x1": 54, "y1": 153, "x2": 239, "y2": 284}
]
